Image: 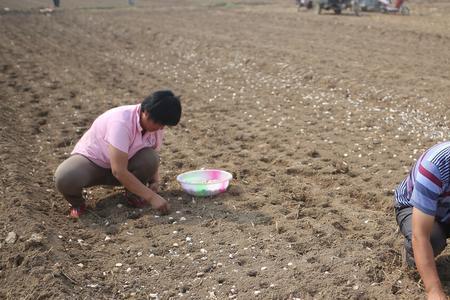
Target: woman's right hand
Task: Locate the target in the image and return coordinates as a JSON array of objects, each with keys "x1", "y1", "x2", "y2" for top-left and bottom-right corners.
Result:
[{"x1": 149, "y1": 194, "x2": 170, "y2": 215}]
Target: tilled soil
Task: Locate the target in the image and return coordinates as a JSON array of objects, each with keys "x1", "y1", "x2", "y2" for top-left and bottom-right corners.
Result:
[{"x1": 1, "y1": 0, "x2": 450, "y2": 299}]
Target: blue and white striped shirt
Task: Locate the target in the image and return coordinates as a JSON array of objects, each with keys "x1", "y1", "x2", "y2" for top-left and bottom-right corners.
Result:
[{"x1": 394, "y1": 142, "x2": 450, "y2": 222}]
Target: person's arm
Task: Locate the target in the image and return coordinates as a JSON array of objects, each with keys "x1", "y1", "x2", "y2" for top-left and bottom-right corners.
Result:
[
  {"x1": 412, "y1": 207, "x2": 447, "y2": 299},
  {"x1": 108, "y1": 145, "x2": 169, "y2": 214}
]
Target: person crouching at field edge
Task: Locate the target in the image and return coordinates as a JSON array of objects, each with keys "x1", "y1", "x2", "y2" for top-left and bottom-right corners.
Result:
[
  {"x1": 54, "y1": 90, "x2": 182, "y2": 219},
  {"x1": 394, "y1": 141, "x2": 450, "y2": 300}
]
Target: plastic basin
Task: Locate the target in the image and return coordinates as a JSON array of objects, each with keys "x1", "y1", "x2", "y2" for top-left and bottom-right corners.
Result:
[{"x1": 176, "y1": 169, "x2": 232, "y2": 197}]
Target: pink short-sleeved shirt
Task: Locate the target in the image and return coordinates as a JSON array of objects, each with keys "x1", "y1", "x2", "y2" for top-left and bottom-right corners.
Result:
[{"x1": 72, "y1": 104, "x2": 163, "y2": 168}]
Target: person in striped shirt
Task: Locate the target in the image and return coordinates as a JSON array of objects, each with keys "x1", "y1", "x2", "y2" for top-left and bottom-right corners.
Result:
[{"x1": 394, "y1": 141, "x2": 450, "y2": 300}]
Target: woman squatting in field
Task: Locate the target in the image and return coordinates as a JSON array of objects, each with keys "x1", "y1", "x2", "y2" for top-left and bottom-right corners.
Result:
[{"x1": 54, "y1": 90, "x2": 182, "y2": 218}]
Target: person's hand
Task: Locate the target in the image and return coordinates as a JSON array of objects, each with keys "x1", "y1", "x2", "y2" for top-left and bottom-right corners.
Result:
[
  {"x1": 427, "y1": 289, "x2": 448, "y2": 300},
  {"x1": 149, "y1": 194, "x2": 169, "y2": 215}
]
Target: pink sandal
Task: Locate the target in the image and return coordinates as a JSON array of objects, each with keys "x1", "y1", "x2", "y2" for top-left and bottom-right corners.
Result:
[{"x1": 69, "y1": 203, "x2": 87, "y2": 219}]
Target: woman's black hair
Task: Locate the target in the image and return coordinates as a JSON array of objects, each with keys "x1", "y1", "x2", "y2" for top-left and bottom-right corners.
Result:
[{"x1": 141, "y1": 90, "x2": 182, "y2": 126}]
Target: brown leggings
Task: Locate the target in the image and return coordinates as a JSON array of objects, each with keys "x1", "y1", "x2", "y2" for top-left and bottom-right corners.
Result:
[{"x1": 54, "y1": 148, "x2": 159, "y2": 207}]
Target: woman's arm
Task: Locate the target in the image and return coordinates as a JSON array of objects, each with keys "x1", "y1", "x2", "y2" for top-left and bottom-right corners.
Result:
[{"x1": 109, "y1": 145, "x2": 169, "y2": 214}]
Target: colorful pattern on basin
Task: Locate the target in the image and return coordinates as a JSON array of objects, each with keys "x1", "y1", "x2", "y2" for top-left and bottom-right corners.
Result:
[{"x1": 176, "y1": 169, "x2": 232, "y2": 197}]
